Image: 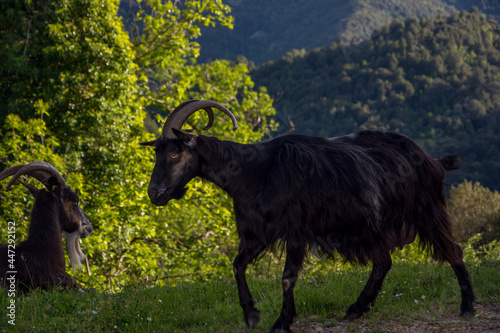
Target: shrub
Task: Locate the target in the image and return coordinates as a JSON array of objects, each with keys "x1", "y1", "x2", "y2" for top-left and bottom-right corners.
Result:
[{"x1": 448, "y1": 180, "x2": 500, "y2": 243}]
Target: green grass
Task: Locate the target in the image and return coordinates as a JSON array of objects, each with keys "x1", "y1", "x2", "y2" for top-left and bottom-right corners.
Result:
[{"x1": 1, "y1": 261, "x2": 499, "y2": 332}]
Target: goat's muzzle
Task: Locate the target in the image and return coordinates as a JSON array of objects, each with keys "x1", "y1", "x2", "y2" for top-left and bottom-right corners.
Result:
[
  {"x1": 78, "y1": 209, "x2": 93, "y2": 238},
  {"x1": 147, "y1": 186, "x2": 171, "y2": 206}
]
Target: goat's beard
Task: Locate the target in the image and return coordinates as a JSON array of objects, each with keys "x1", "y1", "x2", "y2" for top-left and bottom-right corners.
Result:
[{"x1": 63, "y1": 231, "x2": 86, "y2": 272}]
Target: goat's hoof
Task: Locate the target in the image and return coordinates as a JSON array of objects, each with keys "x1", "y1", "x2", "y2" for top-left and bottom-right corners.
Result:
[
  {"x1": 246, "y1": 309, "x2": 261, "y2": 329},
  {"x1": 269, "y1": 328, "x2": 292, "y2": 333},
  {"x1": 268, "y1": 326, "x2": 292, "y2": 333},
  {"x1": 269, "y1": 317, "x2": 292, "y2": 333},
  {"x1": 345, "y1": 305, "x2": 365, "y2": 321},
  {"x1": 459, "y1": 309, "x2": 476, "y2": 318},
  {"x1": 345, "y1": 310, "x2": 363, "y2": 321},
  {"x1": 345, "y1": 302, "x2": 369, "y2": 321}
]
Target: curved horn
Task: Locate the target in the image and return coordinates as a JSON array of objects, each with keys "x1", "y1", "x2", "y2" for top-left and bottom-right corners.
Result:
[
  {"x1": 163, "y1": 100, "x2": 215, "y2": 135},
  {"x1": 5, "y1": 161, "x2": 67, "y2": 191},
  {"x1": 140, "y1": 100, "x2": 215, "y2": 146},
  {"x1": 0, "y1": 165, "x2": 24, "y2": 183},
  {"x1": 161, "y1": 100, "x2": 238, "y2": 138},
  {"x1": 0, "y1": 164, "x2": 52, "y2": 189}
]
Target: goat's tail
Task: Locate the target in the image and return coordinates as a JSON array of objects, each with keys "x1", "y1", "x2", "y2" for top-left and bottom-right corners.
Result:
[
  {"x1": 415, "y1": 152, "x2": 463, "y2": 264},
  {"x1": 438, "y1": 153, "x2": 461, "y2": 172}
]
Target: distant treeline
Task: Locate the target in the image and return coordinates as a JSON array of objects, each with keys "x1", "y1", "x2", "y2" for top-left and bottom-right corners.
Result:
[
  {"x1": 252, "y1": 9, "x2": 500, "y2": 190},
  {"x1": 195, "y1": 0, "x2": 500, "y2": 65}
]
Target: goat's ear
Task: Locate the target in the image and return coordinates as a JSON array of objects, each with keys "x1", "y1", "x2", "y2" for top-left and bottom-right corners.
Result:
[
  {"x1": 18, "y1": 180, "x2": 40, "y2": 197},
  {"x1": 172, "y1": 128, "x2": 196, "y2": 148},
  {"x1": 139, "y1": 138, "x2": 158, "y2": 147},
  {"x1": 44, "y1": 176, "x2": 61, "y2": 194}
]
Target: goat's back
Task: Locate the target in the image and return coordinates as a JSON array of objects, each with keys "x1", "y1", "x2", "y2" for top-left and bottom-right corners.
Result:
[{"x1": 234, "y1": 131, "x2": 459, "y2": 264}]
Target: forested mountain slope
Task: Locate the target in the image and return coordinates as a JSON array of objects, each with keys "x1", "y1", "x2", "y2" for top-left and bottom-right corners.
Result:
[
  {"x1": 251, "y1": 9, "x2": 500, "y2": 190},
  {"x1": 196, "y1": 0, "x2": 499, "y2": 65}
]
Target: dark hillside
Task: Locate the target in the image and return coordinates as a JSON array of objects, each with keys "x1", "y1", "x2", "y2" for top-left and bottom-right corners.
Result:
[
  {"x1": 196, "y1": 0, "x2": 499, "y2": 65},
  {"x1": 451, "y1": 0, "x2": 500, "y2": 23},
  {"x1": 251, "y1": 9, "x2": 500, "y2": 190}
]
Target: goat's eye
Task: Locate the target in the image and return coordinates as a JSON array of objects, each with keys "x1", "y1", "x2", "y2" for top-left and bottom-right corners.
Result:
[{"x1": 170, "y1": 153, "x2": 179, "y2": 159}]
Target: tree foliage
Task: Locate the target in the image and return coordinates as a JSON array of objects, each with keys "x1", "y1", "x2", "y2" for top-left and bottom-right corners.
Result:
[{"x1": 0, "y1": 0, "x2": 275, "y2": 290}]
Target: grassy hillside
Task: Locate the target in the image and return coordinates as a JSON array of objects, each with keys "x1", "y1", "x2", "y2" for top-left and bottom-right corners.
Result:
[
  {"x1": 196, "y1": 0, "x2": 499, "y2": 65},
  {"x1": 251, "y1": 9, "x2": 500, "y2": 190},
  {"x1": 1, "y1": 260, "x2": 499, "y2": 332}
]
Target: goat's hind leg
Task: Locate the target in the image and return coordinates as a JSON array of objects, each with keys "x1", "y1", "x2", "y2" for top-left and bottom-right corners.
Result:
[
  {"x1": 435, "y1": 239, "x2": 475, "y2": 316},
  {"x1": 346, "y1": 253, "x2": 392, "y2": 321},
  {"x1": 233, "y1": 242, "x2": 266, "y2": 329},
  {"x1": 425, "y1": 217, "x2": 475, "y2": 316},
  {"x1": 451, "y1": 260, "x2": 475, "y2": 317}
]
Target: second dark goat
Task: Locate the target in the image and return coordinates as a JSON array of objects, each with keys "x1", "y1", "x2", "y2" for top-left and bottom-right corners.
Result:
[
  {"x1": 141, "y1": 100, "x2": 475, "y2": 333},
  {"x1": 0, "y1": 161, "x2": 93, "y2": 292}
]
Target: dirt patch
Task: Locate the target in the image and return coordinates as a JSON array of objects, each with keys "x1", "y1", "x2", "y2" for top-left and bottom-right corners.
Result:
[{"x1": 292, "y1": 303, "x2": 500, "y2": 333}]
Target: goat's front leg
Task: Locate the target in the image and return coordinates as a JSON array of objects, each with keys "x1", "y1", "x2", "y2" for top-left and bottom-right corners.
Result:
[
  {"x1": 269, "y1": 243, "x2": 306, "y2": 333},
  {"x1": 233, "y1": 242, "x2": 265, "y2": 329}
]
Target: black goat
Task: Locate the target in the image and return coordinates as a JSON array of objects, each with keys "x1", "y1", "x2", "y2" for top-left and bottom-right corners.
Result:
[
  {"x1": 141, "y1": 100, "x2": 475, "y2": 332},
  {"x1": 0, "y1": 161, "x2": 93, "y2": 292}
]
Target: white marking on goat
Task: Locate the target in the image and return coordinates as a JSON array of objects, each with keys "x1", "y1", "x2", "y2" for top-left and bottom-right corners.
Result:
[
  {"x1": 282, "y1": 279, "x2": 291, "y2": 291},
  {"x1": 328, "y1": 133, "x2": 357, "y2": 141}
]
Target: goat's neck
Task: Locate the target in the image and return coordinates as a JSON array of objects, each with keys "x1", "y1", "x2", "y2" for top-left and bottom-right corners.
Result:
[
  {"x1": 25, "y1": 196, "x2": 65, "y2": 257},
  {"x1": 198, "y1": 136, "x2": 266, "y2": 198}
]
